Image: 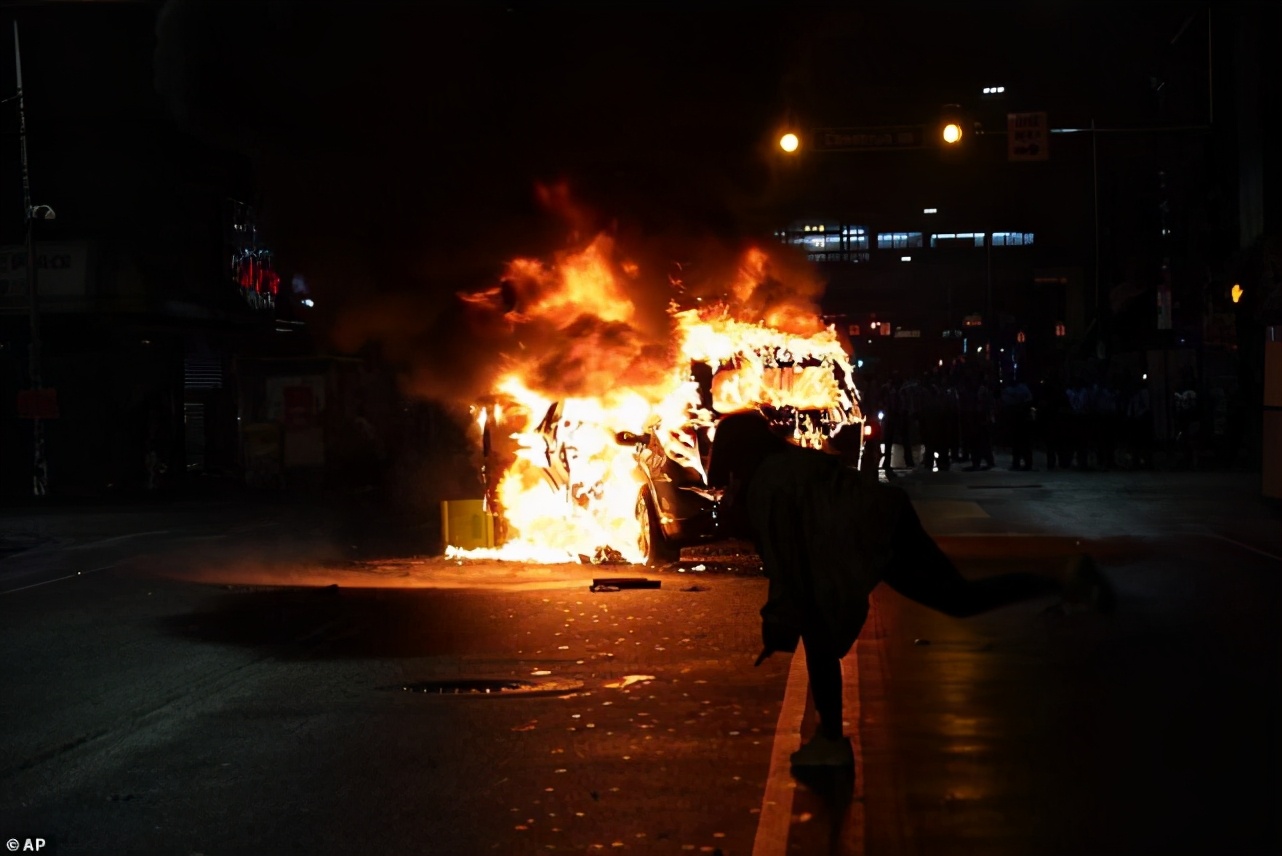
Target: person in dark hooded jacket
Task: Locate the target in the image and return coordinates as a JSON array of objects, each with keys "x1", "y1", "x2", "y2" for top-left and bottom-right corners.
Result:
[{"x1": 706, "y1": 408, "x2": 1112, "y2": 769}]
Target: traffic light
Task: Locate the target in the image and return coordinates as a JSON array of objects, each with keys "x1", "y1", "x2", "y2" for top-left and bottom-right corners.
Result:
[{"x1": 940, "y1": 104, "x2": 966, "y2": 145}]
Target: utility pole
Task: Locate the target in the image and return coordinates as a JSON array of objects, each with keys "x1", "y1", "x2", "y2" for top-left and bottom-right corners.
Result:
[{"x1": 14, "y1": 21, "x2": 48, "y2": 496}]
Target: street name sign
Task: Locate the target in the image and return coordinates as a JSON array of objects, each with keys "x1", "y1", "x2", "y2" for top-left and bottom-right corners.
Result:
[
  {"x1": 812, "y1": 126, "x2": 926, "y2": 152},
  {"x1": 1007, "y1": 112, "x2": 1049, "y2": 161}
]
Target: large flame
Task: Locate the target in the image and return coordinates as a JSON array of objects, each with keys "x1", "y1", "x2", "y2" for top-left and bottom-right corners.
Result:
[{"x1": 445, "y1": 237, "x2": 861, "y2": 564}]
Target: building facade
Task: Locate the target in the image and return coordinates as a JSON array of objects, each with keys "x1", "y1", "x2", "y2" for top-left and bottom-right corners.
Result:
[{"x1": 761, "y1": 2, "x2": 1278, "y2": 465}]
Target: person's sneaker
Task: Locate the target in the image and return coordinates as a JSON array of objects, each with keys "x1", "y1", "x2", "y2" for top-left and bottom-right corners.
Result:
[{"x1": 790, "y1": 733, "x2": 854, "y2": 769}]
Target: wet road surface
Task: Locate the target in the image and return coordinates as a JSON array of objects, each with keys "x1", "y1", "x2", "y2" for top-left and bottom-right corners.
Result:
[{"x1": 0, "y1": 468, "x2": 1278, "y2": 855}]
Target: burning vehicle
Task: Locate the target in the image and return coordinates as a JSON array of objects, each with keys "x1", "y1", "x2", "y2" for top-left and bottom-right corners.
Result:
[
  {"x1": 568, "y1": 348, "x2": 860, "y2": 565},
  {"x1": 445, "y1": 238, "x2": 864, "y2": 565}
]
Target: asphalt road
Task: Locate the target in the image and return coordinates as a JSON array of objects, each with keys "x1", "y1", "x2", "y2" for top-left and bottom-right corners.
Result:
[{"x1": 1, "y1": 468, "x2": 1278, "y2": 856}]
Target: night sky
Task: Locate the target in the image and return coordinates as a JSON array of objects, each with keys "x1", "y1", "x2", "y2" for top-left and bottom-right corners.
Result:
[
  {"x1": 152, "y1": 1, "x2": 805, "y2": 274},
  {"x1": 2, "y1": 0, "x2": 1239, "y2": 398},
  {"x1": 3, "y1": 1, "x2": 1221, "y2": 273},
  {"x1": 146, "y1": 0, "x2": 1216, "y2": 262}
]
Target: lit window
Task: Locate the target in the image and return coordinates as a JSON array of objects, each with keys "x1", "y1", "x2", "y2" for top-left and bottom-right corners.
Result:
[
  {"x1": 923, "y1": 207, "x2": 937, "y2": 214},
  {"x1": 930, "y1": 232, "x2": 985, "y2": 248},
  {"x1": 781, "y1": 223, "x2": 871, "y2": 261},
  {"x1": 876, "y1": 232, "x2": 923, "y2": 250},
  {"x1": 991, "y1": 231, "x2": 1035, "y2": 247}
]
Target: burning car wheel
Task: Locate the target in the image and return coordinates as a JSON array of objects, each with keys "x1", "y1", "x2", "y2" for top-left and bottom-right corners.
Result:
[{"x1": 637, "y1": 489, "x2": 681, "y2": 566}]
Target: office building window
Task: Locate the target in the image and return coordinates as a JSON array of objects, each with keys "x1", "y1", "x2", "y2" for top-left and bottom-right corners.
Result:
[
  {"x1": 776, "y1": 223, "x2": 871, "y2": 262},
  {"x1": 991, "y1": 231, "x2": 1035, "y2": 246},
  {"x1": 929, "y1": 232, "x2": 986, "y2": 248},
  {"x1": 876, "y1": 231, "x2": 923, "y2": 249}
]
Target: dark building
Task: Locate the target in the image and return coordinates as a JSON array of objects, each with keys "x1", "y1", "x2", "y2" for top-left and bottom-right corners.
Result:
[
  {"x1": 759, "y1": 2, "x2": 1279, "y2": 465},
  {"x1": 0, "y1": 2, "x2": 475, "y2": 508},
  {"x1": 2, "y1": 1, "x2": 1274, "y2": 499},
  {"x1": 0, "y1": 2, "x2": 286, "y2": 497}
]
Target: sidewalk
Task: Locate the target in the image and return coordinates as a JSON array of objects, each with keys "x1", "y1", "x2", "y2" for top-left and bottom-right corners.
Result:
[{"x1": 883, "y1": 459, "x2": 1280, "y2": 558}]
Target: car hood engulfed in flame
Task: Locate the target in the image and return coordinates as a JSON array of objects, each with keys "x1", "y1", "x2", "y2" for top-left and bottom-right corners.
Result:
[{"x1": 445, "y1": 236, "x2": 862, "y2": 564}]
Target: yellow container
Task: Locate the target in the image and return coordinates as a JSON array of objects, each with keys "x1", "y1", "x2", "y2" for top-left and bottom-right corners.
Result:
[{"x1": 440, "y1": 499, "x2": 496, "y2": 550}]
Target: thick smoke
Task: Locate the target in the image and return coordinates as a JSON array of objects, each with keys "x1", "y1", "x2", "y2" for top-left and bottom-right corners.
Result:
[{"x1": 523, "y1": 315, "x2": 673, "y2": 401}]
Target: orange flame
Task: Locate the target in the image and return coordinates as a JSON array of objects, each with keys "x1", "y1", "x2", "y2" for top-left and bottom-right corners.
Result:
[{"x1": 445, "y1": 237, "x2": 861, "y2": 564}]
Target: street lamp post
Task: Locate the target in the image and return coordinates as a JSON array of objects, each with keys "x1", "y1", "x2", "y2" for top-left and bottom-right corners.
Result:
[
  {"x1": 14, "y1": 21, "x2": 53, "y2": 496},
  {"x1": 986, "y1": 231, "x2": 993, "y2": 336}
]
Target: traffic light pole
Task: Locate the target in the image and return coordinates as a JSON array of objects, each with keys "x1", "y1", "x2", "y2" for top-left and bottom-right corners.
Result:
[{"x1": 1091, "y1": 118, "x2": 1101, "y2": 356}]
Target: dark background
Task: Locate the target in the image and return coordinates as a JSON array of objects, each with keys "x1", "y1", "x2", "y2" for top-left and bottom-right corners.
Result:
[{"x1": 0, "y1": 0, "x2": 1276, "y2": 504}]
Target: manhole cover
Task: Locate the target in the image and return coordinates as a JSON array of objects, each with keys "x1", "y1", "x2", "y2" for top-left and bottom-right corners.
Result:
[{"x1": 385, "y1": 678, "x2": 584, "y2": 697}]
